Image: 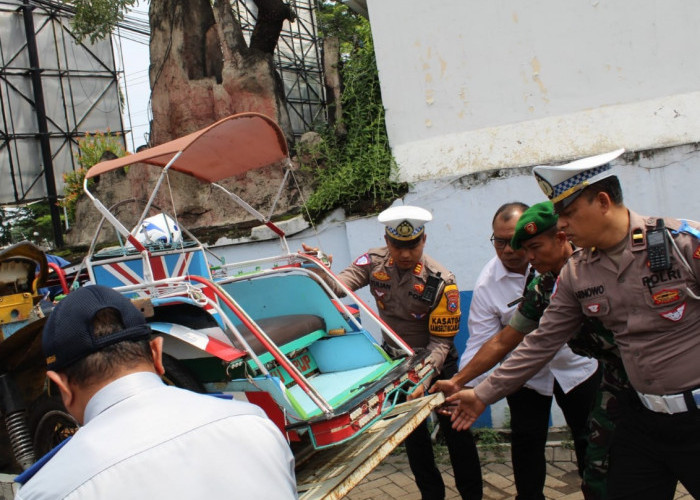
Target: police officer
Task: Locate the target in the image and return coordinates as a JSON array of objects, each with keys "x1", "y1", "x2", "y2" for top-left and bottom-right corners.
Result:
[
  {"x1": 307, "y1": 205, "x2": 482, "y2": 500},
  {"x1": 446, "y1": 149, "x2": 700, "y2": 499}
]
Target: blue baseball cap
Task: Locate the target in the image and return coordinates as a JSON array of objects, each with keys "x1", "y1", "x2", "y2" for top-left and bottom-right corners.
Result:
[{"x1": 43, "y1": 285, "x2": 151, "y2": 371}]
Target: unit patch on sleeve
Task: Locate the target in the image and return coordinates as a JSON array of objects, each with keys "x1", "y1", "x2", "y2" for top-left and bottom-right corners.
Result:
[
  {"x1": 353, "y1": 253, "x2": 370, "y2": 266},
  {"x1": 445, "y1": 289, "x2": 460, "y2": 313},
  {"x1": 694, "y1": 245, "x2": 700, "y2": 260}
]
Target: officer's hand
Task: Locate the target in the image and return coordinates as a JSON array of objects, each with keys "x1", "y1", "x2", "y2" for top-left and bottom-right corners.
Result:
[
  {"x1": 429, "y1": 378, "x2": 461, "y2": 397},
  {"x1": 300, "y1": 243, "x2": 333, "y2": 266},
  {"x1": 407, "y1": 383, "x2": 426, "y2": 401},
  {"x1": 445, "y1": 389, "x2": 486, "y2": 431}
]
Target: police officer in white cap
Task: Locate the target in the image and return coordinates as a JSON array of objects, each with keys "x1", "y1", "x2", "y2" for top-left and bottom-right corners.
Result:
[
  {"x1": 445, "y1": 149, "x2": 700, "y2": 499},
  {"x1": 305, "y1": 205, "x2": 482, "y2": 499}
]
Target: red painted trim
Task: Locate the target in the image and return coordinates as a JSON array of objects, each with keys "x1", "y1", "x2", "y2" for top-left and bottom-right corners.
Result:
[
  {"x1": 304, "y1": 255, "x2": 414, "y2": 354},
  {"x1": 186, "y1": 275, "x2": 320, "y2": 400},
  {"x1": 109, "y1": 263, "x2": 142, "y2": 285},
  {"x1": 150, "y1": 256, "x2": 167, "y2": 281},
  {"x1": 265, "y1": 221, "x2": 285, "y2": 237},
  {"x1": 245, "y1": 391, "x2": 288, "y2": 436},
  {"x1": 46, "y1": 262, "x2": 69, "y2": 294},
  {"x1": 126, "y1": 234, "x2": 146, "y2": 252},
  {"x1": 205, "y1": 336, "x2": 247, "y2": 362}
]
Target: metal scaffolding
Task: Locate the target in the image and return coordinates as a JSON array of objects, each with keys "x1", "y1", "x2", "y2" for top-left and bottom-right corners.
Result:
[
  {"x1": 233, "y1": 0, "x2": 327, "y2": 137},
  {"x1": 0, "y1": 0, "x2": 125, "y2": 245}
]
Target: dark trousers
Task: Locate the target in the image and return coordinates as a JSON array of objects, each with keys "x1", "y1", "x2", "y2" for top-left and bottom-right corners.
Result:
[
  {"x1": 404, "y1": 356, "x2": 483, "y2": 500},
  {"x1": 507, "y1": 369, "x2": 600, "y2": 500},
  {"x1": 405, "y1": 413, "x2": 483, "y2": 500},
  {"x1": 606, "y1": 392, "x2": 700, "y2": 500}
]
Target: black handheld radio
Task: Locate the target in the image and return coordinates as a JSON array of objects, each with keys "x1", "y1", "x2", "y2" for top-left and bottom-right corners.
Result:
[
  {"x1": 421, "y1": 272, "x2": 443, "y2": 304},
  {"x1": 647, "y1": 219, "x2": 672, "y2": 272}
]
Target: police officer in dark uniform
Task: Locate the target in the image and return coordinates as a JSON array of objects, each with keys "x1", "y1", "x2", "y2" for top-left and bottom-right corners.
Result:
[{"x1": 446, "y1": 150, "x2": 700, "y2": 499}]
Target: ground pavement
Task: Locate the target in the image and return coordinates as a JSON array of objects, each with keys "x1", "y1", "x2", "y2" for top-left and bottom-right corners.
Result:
[{"x1": 346, "y1": 438, "x2": 692, "y2": 500}]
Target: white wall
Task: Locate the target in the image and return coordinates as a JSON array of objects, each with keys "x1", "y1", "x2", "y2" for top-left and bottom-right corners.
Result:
[{"x1": 366, "y1": 0, "x2": 700, "y2": 182}]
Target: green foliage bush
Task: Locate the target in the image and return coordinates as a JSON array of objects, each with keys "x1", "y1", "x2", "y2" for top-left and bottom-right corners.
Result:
[
  {"x1": 60, "y1": 131, "x2": 126, "y2": 223},
  {"x1": 301, "y1": 3, "x2": 407, "y2": 222}
]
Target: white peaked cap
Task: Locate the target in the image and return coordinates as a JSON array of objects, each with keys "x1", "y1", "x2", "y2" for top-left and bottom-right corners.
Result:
[
  {"x1": 378, "y1": 205, "x2": 433, "y2": 241},
  {"x1": 533, "y1": 149, "x2": 625, "y2": 209}
]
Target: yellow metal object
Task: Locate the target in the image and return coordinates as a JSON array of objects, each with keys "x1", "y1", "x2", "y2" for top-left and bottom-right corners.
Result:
[
  {"x1": 0, "y1": 293, "x2": 34, "y2": 324},
  {"x1": 296, "y1": 392, "x2": 445, "y2": 499}
]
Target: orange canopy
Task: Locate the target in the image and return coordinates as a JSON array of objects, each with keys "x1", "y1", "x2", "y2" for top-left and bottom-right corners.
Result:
[{"x1": 86, "y1": 113, "x2": 289, "y2": 183}]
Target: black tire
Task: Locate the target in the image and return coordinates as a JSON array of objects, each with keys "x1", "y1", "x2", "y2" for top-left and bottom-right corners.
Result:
[
  {"x1": 28, "y1": 395, "x2": 79, "y2": 458},
  {"x1": 161, "y1": 354, "x2": 206, "y2": 393}
]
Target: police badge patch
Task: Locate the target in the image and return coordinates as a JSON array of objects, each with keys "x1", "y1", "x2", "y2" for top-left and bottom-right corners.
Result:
[
  {"x1": 354, "y1": 253, "x2": 370, "y2": 266},
  {"x1": 524, "y1": 222, "x2": 538, "y2": 234},
  {"x1": 446, "y1": 289, "x2": 459, "y2": 313}
]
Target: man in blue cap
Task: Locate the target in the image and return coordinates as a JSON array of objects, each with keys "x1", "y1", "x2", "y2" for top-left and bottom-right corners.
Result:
[
  {"x1": 446, "y1": 149, "x2": 700, "y2": 499},
  {"x1": 16, "y1": 285, "x2": 297, "y2": 499}
]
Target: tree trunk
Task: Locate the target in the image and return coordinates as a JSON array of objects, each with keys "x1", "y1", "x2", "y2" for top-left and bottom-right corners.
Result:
[{"x1": 148, "y1": 0, "x2": 294, "y2": 145}]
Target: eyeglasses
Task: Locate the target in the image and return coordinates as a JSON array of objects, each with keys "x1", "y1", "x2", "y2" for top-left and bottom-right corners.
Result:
[{"x1": 490, "y1": 234, "x2": 513, "y2": 250}]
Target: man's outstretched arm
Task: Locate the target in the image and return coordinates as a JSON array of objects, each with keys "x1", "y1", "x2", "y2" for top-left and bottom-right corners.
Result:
[{"x1": 431, "y1": 325, "x2": 525, "y2": 396}]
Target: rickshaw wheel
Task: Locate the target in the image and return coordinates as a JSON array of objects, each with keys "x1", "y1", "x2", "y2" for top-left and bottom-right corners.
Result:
[{"x1": 29, "y1": 395, "x2": 79, "y2": 459}]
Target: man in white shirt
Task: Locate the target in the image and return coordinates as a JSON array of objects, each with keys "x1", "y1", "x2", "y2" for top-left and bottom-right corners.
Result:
[
  {"x1": 456, "y1": 202, "x2": 599, "y2": 500},
  {"x1": 16, "y1": 285, "x2": 297, "y2": 500}
]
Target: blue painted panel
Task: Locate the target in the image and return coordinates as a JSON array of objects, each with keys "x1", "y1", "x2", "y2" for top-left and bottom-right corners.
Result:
[
  {"x1": 454, "y1": 290, "x2": 473, "y2": 358},
  {"x1": 308, "y1": 333, "x2": 386, "y2": 372},
  {"x1": 220, "y1": 274, "x2": 351, "y2": 332}
]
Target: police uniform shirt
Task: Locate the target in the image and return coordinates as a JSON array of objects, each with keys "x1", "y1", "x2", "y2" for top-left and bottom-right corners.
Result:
[
  {"x1": 476, "y1": 211, "x2": 700, "y2": 404},
  {"x1": 16, "y1": 372, "x2": 298, "y2": 500},
  {"x1": 337, "y1": 247, "x2": 460, "y2": 373},
  {"x1": 462, "y1": 256, "x2": 597, "y2": 394}
]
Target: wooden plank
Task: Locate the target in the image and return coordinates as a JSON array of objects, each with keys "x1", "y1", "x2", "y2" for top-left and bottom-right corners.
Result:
[{"x1": 296, "y1": 393, "x2": 445, "y2": 500}]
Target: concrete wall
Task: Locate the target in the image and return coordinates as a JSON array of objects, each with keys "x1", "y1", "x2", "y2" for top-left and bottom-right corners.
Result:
[{"x1": 365, "y1": 0, "x2": 700, "y2": 182}]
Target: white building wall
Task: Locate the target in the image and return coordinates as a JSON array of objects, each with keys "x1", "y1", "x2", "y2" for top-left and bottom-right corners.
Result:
[{"x1": 365, "y1": 0, "x2": 700, "y2": 182}]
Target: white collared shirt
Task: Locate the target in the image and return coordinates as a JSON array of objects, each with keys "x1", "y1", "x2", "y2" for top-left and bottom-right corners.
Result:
[
  {"x1": 17, "y1": 372, "x2": 298, "y2": 500},
  {"x1": 459, "y1": 256, "x2": 597, "y2": 395}
]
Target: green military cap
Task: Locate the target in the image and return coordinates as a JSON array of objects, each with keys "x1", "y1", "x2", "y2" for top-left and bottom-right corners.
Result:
[{"x1": 510, "y1": 201, "x2": 558, "y2": 250}]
